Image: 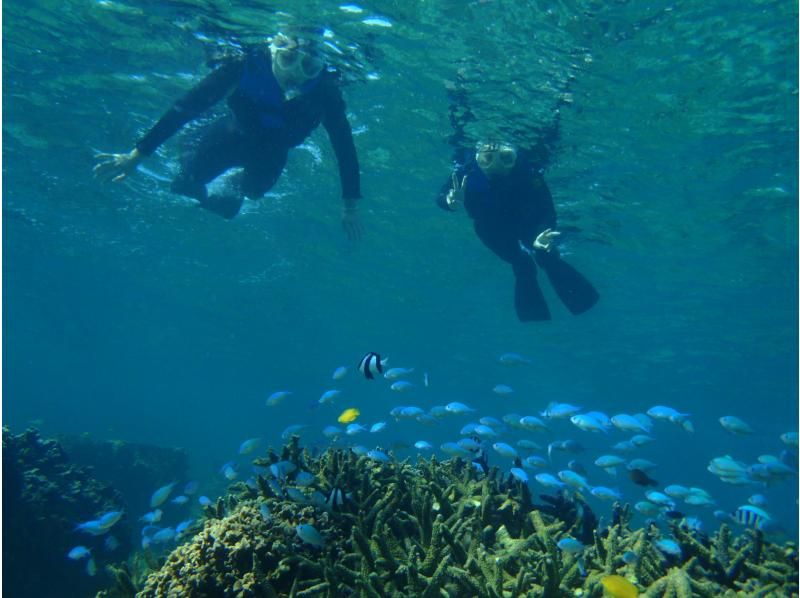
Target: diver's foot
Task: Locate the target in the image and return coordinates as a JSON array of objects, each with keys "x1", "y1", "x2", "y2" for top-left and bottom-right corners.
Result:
[{"x1": 199, "y1": 195, "x2": 244, "y2": 220}]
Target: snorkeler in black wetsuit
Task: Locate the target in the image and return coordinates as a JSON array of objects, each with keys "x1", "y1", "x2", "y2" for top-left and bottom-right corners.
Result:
[
  {"x1": 94, "y1": 32, "x2": 362, "y2": 239},
  {"x1": 437, "y1": 142, "x2": 598, "y2": 321}
]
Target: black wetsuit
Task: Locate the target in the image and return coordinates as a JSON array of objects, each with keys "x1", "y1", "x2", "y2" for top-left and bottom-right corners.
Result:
[
  {"x1": 135, "y1": 46, "x2": 360, "y2": 218},
  {"x1": 437, "y1": 154, "x2": 598, "y2": 321}
]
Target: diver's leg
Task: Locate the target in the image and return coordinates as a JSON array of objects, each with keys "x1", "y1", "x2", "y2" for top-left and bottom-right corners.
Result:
[
  {"x1": 512, "y1": 258, "x2": 551, "y2": 321},
  {"x1": 239, "y1": 147, "x2": 288, "y2": 201},
  {"x1": 474, "y1": 222, "x2": 551, "y2": 321},
  {"x1": 171, "y1": 119, "x2": 246, "y2": 219},
  {"x1": 536, "y1": 252, "x2": 599, "y2": 315}
]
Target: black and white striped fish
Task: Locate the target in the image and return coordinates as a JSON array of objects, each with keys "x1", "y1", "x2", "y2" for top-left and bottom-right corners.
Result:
[{"x1": 358, "y1": 352, "x2": 385, "y2": 380}]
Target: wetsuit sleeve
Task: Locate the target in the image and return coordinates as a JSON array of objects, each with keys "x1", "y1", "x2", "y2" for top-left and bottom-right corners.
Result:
[
  {"x1": 518, "y1": 172, "x2": 557, "y2": 243},
  {"x1": 321, "y1": 86, "x2": 361, "y2": 201},
  {"x1": 135, "y1": 60, "x2": 244, "y2": 156}
]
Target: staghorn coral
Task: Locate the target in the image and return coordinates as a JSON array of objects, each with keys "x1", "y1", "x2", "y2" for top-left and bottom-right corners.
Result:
[{"x1": 126, "y1": 440, "x2": 798, "y2": 598}]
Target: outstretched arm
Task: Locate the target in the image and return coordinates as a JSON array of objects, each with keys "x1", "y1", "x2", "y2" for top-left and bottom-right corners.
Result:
[
  {"x1": 322, "y1": 84, "x2": 362, "y2": 240},
  {"x1": 93, "y1": 59, "x2": 242, "y2": 183}
]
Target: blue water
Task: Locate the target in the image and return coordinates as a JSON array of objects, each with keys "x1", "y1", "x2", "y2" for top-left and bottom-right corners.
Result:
[{"x1": 4, "y1": 0, "x2": 798, "y2": 546}]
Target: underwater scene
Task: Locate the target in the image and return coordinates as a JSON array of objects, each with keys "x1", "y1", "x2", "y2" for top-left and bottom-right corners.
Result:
[{"x1": 2, "y1": 0, "x2": 798, "y2": 596}]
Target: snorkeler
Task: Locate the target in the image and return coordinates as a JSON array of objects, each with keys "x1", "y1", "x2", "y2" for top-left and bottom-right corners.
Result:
[
  {"x1": 437, "y1": 141, "x2": 598, "y2": 321},
  {"x1": 93, "y1": 31, "x2": 363, "y2": 240}
]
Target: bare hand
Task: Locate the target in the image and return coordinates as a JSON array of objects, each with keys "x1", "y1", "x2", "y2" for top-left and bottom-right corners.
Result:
[
  {"x1": 533, "y1": 228, "x2": 561, "y2": 252},
  {"x1": 445, "y1": 173, "x2": 467, "y2": 209},
  {"x1": 342, "y1": 208, "x2": 362, "y2": 241},
  {"x1": 93, "y1": 148, "x2": 143, "y2": 183}
]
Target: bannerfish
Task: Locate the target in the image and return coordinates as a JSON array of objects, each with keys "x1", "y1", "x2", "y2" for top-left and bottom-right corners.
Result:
[{"x1": 358, "y1": 352, "x2": 385, "y2": 380}]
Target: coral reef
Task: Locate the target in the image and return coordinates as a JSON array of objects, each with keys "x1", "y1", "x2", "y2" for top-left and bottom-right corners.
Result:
[
  {"x1": 58, "y1": 432, "x2": 189, "y2": 517},
  {"x1": 130, "y1": 438, "x2": 798, "y2": 597},
  {"x1": 2, "y1": 427, "x2": 133, "y2": 597}
]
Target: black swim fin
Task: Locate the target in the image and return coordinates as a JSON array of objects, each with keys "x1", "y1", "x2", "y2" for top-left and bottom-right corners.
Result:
[
  {"x1": 537, "y1": 253, "x2": 599, "y2": 315},
  {"x1": 512, "y1": 259, "x2": 551, "y2": 321}
]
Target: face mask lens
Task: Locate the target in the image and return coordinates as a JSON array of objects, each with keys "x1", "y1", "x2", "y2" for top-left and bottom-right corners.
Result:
[
  {"x1": 301, "y1": 54, "x2": 323, "y2": 78},
  {"x1": 499, "y1": 148, "x2": 516, "y2": 166}
]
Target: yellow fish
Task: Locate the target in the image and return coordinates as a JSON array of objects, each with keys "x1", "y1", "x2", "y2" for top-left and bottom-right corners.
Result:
[
  {"x1": 600, "y1": 575, "x2": 638, "y2": 598},
  {"x1": 337, "y1": 408, "x2": 360, "y2": 424}
]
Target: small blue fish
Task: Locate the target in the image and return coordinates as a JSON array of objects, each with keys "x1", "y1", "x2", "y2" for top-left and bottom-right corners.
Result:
[
  {"x1": 183, "y1": 480, "x2": 200, "y2": 495},
  {"x1": 266, "y1": 390, "x2": 292, "y2": 407},
  {"x1": 259, "y1": 503, "x2": 272, "y2": 521},
  {"x1": 655, "y1": 537, "x2": 682, "y2": 557},
  {"x1": 391, "y1": 380, "x2": 415, "y2": 392},
  {"x1": 445, "y1": 402, "x2": 475, "y2": 415},
  {"x1": 296, "y1": 523, "x2": 325, "y2": 547},
  {"x1": 176, "y1": 519, "x2": 195, "y2": 535},
  {"x1": 473, "y1": 425, "x2": 498, "y2": 438},
  {"x1": 139, "y1": 509, "x2": 163, "y2": 523},
  {"x1": 286, "y1": 488, "x2": 307, "y2": 502},
  {"x1": 493, "y1": 384, "x2": 514, "y2": 395},
  {"x1": 414, "y1": 441, "x2": 433, "y2": 450},
  {"x1": 541, "y1": 402, "x2": 582, "y2": 419},
  {"x1": 198, "y1": 496, "x2": 212, "y2": 506},
  {"x1": 370, "y1": 421, "x2": 387, "y2": 433},
  {"x1": 440, "y1": 442, "x2": 473, "y2": 458},
  {"x1": 367, "y1": 449, "x2": 390, "y2": 463},
  {"x1": 646, "y1": 405, "x2": 690, "y2": 423},
  {"x1": 152, "y1": 527, "x2": 176, "y2": 544},
  {"x1": 270, "y1": 461, "x2": 297, "y2": 480},
  {"x1": 322, "y1": 425, "x2": 342, "y2": 439},
  {"x1": 332, "y1": 366, "x2": 348, "y2": 380},
  {"x1": 590, "y1": 486, "x2": 623, "y2": 501},
  {"x1": 86, "y1": 557, "x2": 97, "y2": 576},
  {"x1": 518, "y1": 416, "x2": 548, "y2": 432},
  {"x1": 74, "y1": 520, "x2": 109, "y2": 536},
  {"x1": 384, "y1": 367, "x2": 414, "y2": 380},
  {"x1": 281, "y1": 424, "x2": 310, "y2": 440},
  {"x1": 719, "y1": 415, "x2": 753, "y2": 435},
  {"x1": 170, "y1": 495, "x2": 189, "y2": 505},
  {"x1": 220, "y1": 462, "x2": 238, "y2": 480},
  {"x1": 748, "y1": 493, "x2": 768, "y2": 507},
  {"x1": 510, "y1": 468, "x2": 529, "y2": 483},
  {"x1": 492, "y1": 443, "x2": 518, "y2": 458},
  {"x1": 558, "y1": 470, "x2": 590, "y2": 491},
  {"x1": 497, "y1": 352, "x2": 531, "y2": 366},
  {"x1": 319, "y1": 390, "x2": 341, "y2": 405},
  {"x1": 557, "y1": 537, "x2": 585, "y2": 553},
  {"x1": 534, "y1": 473, "x2": 566, "y2": 489},
  {"x1": 611, "y1": 414, "x2": 651, "y2": 433},
  {"x1": 68, "y1": 546, "x2": 91, "y2": 560},
  {"x1": 239, "y1": 438, "x2": 262, "y2": 455},
  {"x1": 621, "y1": 550, "x2": 638, "y2": 564},
  {"x1": 524, "y1": 455, "x2": 548, "y2": 469},
  {"x1": 346, "y1": 423, "x2": 367, "y2": 435},
  {"x1": 780, "y1": 431, "x2": 798, "y2": 447},
  {"x1": 570, "y1": 414, "x2": 608, "y2": 433},
  {"x1": 150, "y1": 482, "x2": 177, "y2": 508},
  {"x1": 458, "y1": 438, "x2": 481, "y2": 451},
  {"x1": 294, "y1": 471, "x2": 316, "y2": 487},
  {"x1": 98, "y1": 510, "x2": 123, "y2": 529}
]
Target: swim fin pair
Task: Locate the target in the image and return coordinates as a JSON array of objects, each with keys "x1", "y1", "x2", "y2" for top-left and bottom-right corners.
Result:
[{"x1": 512, "y1": 253, "x2": 598, "y2": 321}]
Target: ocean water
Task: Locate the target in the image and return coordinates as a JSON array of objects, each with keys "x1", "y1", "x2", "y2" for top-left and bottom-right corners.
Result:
[{"x1": 3, "y1": 0, "x2": 798, "y2": 562}]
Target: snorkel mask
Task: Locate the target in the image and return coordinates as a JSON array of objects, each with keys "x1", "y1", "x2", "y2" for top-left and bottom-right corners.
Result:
[
  {"x1": 475, "y1": 141, "x2": 518, "y2": 177},
  {"x1": 269, "y1": 33, "x2": 324, "y2": 88}
]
